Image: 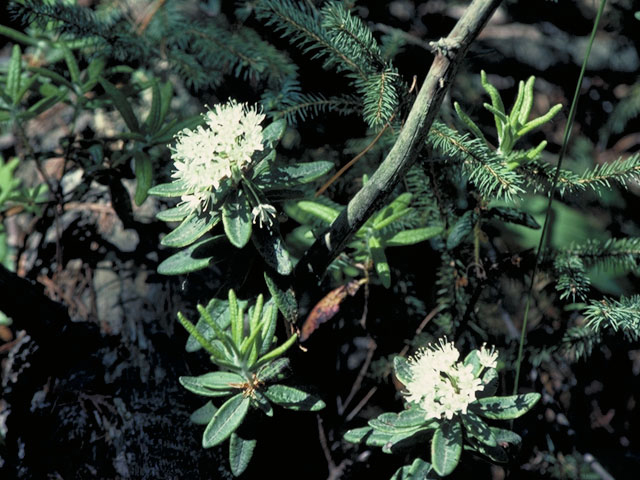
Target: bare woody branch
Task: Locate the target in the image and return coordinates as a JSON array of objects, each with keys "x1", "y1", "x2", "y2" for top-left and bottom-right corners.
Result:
[{"x1": 295, "y1": 0, "x2": 503, "y2": 283}]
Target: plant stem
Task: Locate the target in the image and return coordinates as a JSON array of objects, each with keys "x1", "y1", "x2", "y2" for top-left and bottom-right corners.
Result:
[
  {"x1": 512, "y1": 0, "x2": 608, "y2": 395},
  {"x1": 296, "y1": 0, "x2": 504, "y2": 282}
]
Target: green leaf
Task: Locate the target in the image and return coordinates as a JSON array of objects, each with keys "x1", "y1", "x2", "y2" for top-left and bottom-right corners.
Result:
[
  {"x1": 372, "y1": 192, "x2": 412, "y2": 229},
  {"x1": 390, "y1": 458, "x2": 435, "y2": 480},
  {"x1": 461, "y1": 411, "x2": 497, "y2": 447},
  {"x1": 490, "y1": 426, "x2": 522, "y2": 447},
  {"x1": 186, "y1": 298, "x2": 247, "y2": 352},
  {"x1": 480, "y1": 70, "x2": 506, "y2": 138},
  {"x1": 264, "y1": 271, "x2": 298, "y2": 324},
  {"x1": 190, "y1": 401, "x2": 217, "y2": 425},
  {"x1": 202, "y1": 394, "x2": 251, "y2": 448},
  {"x1": 59, "y1": 42, "x2": 80, "y2": 85},
  {"x1": 133, "y1": 151, "x2": 152, "y2": 206},
  {"x1": 255, "y1": 161, "x2": 333, "y2": 189},
  {"x1": 149, "y1": 180, "x2": 188, "y2": 198},
  {"x1": 98, "y1": 77, "x2": 139, "y2": 132},
  {"x1": 161, "y1": 211, "x2": 220, "y2": 248},
  {"x1": 471, "y1": 393, "x2": 541, "y2": 420},
  {"x1": 369, "y1": 235, "x2": 391, "y2": 288},
  {"x1": 262, "y1": 119, "x2": 286, "y2": 146},
  {"x1": 393, "y1": 356, "x2": 413, "y2": 386},
  {"x1": 517, "y1": 76, "x2": 536, "y2": 126},
  {"x1": 257, "y1": 358, "x2": 291, "y2": 383},
  {"x1": 179, "y1": 371, "x2": 244, "y2": 397},
  {"x1": 252, "y1": 391, "x2": 274, "y2": 417},
  {"x1": 517, "y1": 104, "x2": 562, "y2": 137},
  {"x1": 369, "y1": 410, "x2": 431, "y2": 435},
  {"x1": 144, "y1": 80, "x2": 162, "y2": 133},
  {"x1": 156, "y1": 204, "x2": 190, "y2": 222},
  {"x1": 222, "y1": 189, "x2": 252, "y2": 248},
  {"x1": 488, "y1": 206, "x2": 540, "y2": 229},
  {"x1": 431, "y1": 419, "x2": 462, "y2": 476},
  {"x1": 252, "y1": 223, "x2": 292, "y2": 275},
  {"x1": 296, "y1": 200, "x2": 340, "y2": 225},
  {"x1": 385, "y1": 226, "x2": 443, "y2": 247},
  {"x1": 479, "y1": 368, "x2": 498, "y2": 398},
  {"x1": 229, "y1": 432, "x2": 257, "y2": 477},
  {"x1": 343, "y1": 426, "x2": 373, "y2": 444},
  {"x1": 264, "y1": 384, "x2": 325, "y2": 411},
  {"x1": 157, "y1": 235, "x2": 223, "y2": 275},
  {"x1": 7, "y1": 45, "x2": 22, "y2": 105},
  {"x1": 454, "y1": 102, "x2": 488, "y2": 145}
]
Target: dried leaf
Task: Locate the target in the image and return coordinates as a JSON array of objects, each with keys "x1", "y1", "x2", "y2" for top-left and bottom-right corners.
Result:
[{"x1": 300, "y1": 279, "x2": 366, "y2": 341}]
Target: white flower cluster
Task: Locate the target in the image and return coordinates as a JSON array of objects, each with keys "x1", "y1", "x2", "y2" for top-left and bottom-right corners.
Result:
[
  {"x1": 403, "y1": 339, "x2": 498, "y2": 420},
  {"x1": 170, "y1": 101, "x2": 265, "y2": 213}
]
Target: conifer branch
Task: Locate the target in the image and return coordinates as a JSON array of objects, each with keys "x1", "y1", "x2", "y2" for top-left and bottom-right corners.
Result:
[
  {"x1": 429, "y1": 121, "x2": 523, "y2": 199},
  {"x1": 584, "y1": 295, "x2": 640, "y2": 341},
  {"x1": 295, "y1": 0, "x2": 504, "y2": 283}
]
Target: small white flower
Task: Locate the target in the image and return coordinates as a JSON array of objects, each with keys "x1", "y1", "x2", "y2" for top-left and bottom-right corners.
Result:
[
  {"x1": 477, "y1": 343, "x2": 498, "y2": 369},
  {"x1": 403, "y1": 338, "x2": 488, "y2": 421},
  {"x1": 251, "y1": 203, "x2": 277, "y2": 228},
  {"x1": 170, "y1": 100, "x2": 265, "y2": 214}
]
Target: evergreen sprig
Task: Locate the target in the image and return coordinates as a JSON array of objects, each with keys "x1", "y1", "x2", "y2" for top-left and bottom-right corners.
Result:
[
  {"x1": 261, "y1": 78, "x2": 359, "y2": 124},
  {"x1": 560, "y1": 325, "x2": 601, "y2": 361},
  {"x1": 520, "y1": 154, "x2": 640, "y2": 195},
  {"x1": 554, "y1": 254, "x2": 590, "y2": 301},
  {"x1": 429, "y1": 121, "x2": 524, "y2": 200},
  {"x1": 584, "y1": 295, "x2": 640, "y2": 341},
  {"x1": 564, "y1": 237, "x2": 640, "y2": 272},
  {"x1": 257, "y1": 0, "x2": 403, "y2": 128}
]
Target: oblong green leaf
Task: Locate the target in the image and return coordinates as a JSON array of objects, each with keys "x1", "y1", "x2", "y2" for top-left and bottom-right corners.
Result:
[
  {"x1": 144, "y1": 80, "x2": 162, "y2": 133},
  {"x1": 343, "y1": 426, "x2": 373, "y2": 444},
  {"x1": 264, "y1": 271, "x2": 298, "y2": 325},
  {"x1": 187, "y1": 298, "x2": 247, "y2": 352},
  {"x1": 393, "y1": 356, "x2": 413, "y2": 386},
  {"x1": 161, "y1": 212, "x2": 220, "y2": 248},
  {"x1": 262, "y1": 119, "x2": 286, "y2": 146},
  {"x1": 179, "y1": 371, "x2": 244, "y2": 397},
  {"x1": 202, "y1": 394, "x2": 251, "y2": 448},
  {"x1": 461, "y1": 411, "x2": 497, "y2": 447},
  {"x1": 431, "y1": 420, "x2": 462, "y2": 476},
  {"x1": 222, "y1": 189, "x2": 252, "y2": 248},
  {"x1": 390, "y1": 458, "x2": 434, "y2": 480},
  {"x1": 369, "y1": 235, "x2": 390, "y2": 288},
  {"x1": 255, "y1": 161, "x2": 333, "y2": 189},
  {"x1": 470, "y1": 393, "x2": 541, "y2": 420},
  {"x1": 296, "y1": 200, "x2": 340, "y2": 225},
  {"x1": 372, "y1": 192, "x2": 412, "y2": 229},
  {"x1": 149, "y1": 180, "x2": 188, "y2": 198},
  {"x1": 488, "y1": 206, "x2": 540, "y2": 229},
  {"x1": 190, "y1": 401, "x2": 217, "y2": 425},
  {"x1": 134, "y1": 151, "x2": 152, "y2": 206},
  {"x1": 156, "y1": 204, "x2": 190, "y2": 222},
  {"x1": 385, "y1": 226, "x2": 443, "y2": 247},
  {"x1": 229, "y1": 432, "x2": 257, "y2": 477},
  {"x1": 257, "y1": 358, "x2": 291, "y2": 383},
  {"x1": 7, "y1": 45, "x2": 22, "y2": 104},
  {"x1": 98, "y1": 77, "x2": 139, "y2": 132},
  {"x1": 252, "y1": 223, "x2": 292, "y2": 275},
  {"x1": 264, "y1": 384, "x2": 325, "y2": 411},
  {"x1": 158, "y1": 235, "x2": 224, "y2": 275},
  {"x1": 479, "y1": 368, "x2": 498, "y2": 399}
]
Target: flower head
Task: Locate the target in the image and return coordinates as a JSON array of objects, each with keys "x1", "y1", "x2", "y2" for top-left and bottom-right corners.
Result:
[
  {"x1": 251, "y1": 203, "x2": 277, "y2": 229},
  {"x1": 170, "y1": 101, "x2": 265, "y2": 214},
  {"x1": 477, "y1": 343, "x2": 498, "y2": 369},
  {"x1": 402, "y1": 338, "x2": 490, "y2": 420}
]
